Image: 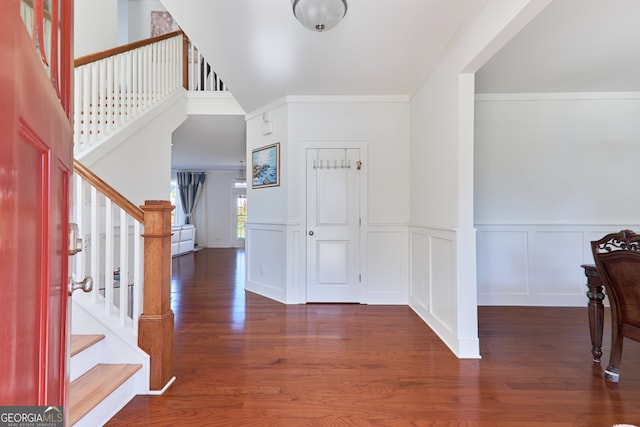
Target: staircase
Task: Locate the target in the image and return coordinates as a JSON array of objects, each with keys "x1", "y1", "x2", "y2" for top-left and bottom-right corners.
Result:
[
  {"x1": 69, "y1": 335, "x2": 142, "y2": 426},
  {"x1": 67, "y1": 293, "x2": 150, "y2": 426},
  {"x1": 68, "y1": 30, "x2": 229, "y2": 426}
]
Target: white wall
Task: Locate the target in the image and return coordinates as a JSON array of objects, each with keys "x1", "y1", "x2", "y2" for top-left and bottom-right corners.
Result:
[
  {"x1": 128, "y1": 0, "x2": 168, "y2": 42},
  {"x1": 475, "y1": 93, "x2": 640, "y2": 224},
  {"x1": 74, "y1": 0, "x2": 118, "y2": 57},
  {"x1": 244, "y1": 97, "x2": 411, "y2": 305},
  {"x1": 408, "y1": 0, "x2": 551, "y2": 358},
  {"x1": 75, "y1": 0, "x2": 170, "y2": 57},
  {"x1": 247, "y1": 103, "x2": 290, "y2": 224},
  {"x1": 118, "y1": 0, "x2": 130, "y2": 45},
  {"x1": 83, "y1": 94, "x2": 187, "y2": 207},
  {"x1": 244, "y1": 102, "x2": 290, "y2": 302},
  {"x1": 475, "y1": 92, "x2": 640, "y2": 305}
]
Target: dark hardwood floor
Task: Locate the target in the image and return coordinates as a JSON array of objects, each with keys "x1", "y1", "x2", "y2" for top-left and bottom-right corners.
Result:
[{"x1": 106, "y1": 248, "x2": 640, "y2": 426}]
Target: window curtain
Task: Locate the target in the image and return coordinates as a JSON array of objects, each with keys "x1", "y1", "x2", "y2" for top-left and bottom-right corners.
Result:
[{"x1": 177, "y1": 171, "x2": 206, "y2": 225}]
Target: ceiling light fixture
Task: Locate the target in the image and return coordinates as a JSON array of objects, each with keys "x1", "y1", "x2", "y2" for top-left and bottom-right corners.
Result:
[{"x1": 292, "y1": 0, "x2": 347, "y2": 32}]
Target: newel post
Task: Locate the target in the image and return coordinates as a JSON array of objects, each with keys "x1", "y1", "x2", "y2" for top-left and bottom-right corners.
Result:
[{"x1": 138, "y1": 200, "x2": 175, "y2": 391}]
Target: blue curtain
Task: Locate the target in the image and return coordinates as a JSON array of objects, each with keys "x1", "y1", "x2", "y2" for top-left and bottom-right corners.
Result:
[{"x1": 177, "y1": 172, "x2": 206, "y2": 225}]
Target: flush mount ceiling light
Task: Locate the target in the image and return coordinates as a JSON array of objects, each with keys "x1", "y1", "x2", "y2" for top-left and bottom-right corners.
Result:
[{"x1": 292, "y1": 0, "x2": 348, "y2": 32}]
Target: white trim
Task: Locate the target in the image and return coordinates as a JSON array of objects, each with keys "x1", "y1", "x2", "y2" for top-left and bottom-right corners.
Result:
[
  {"x1": 246, "y1": 95, "x2": 410, "y2": 120},
  {"x1": 475, "y1": 91, "x2": 640, "y2": 102},
  {"x1": 286, "y1": 95, "x2": 411, "y2": 104},
  {"x1": 144, "y1": 376, "x2": 176, "y2": 395}
]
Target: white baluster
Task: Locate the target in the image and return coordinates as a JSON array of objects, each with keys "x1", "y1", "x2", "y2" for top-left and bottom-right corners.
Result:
[
  {"x1": 131, "y1": 49, "x2": 138, "y2": 116},
  {"x1": 90, "y1": 187, "x2": 100, "y2": 304},
  {"x1": 97, "y1": 59, "x2": 105, "y2": 140},
  {"x1": 73, "y1": 67, "x2": 82, "y2": 153},
  {"x1": 104, "y1": 198, "x2": 114, "y2": 316},
  {"x1": 119, "y1": 209, "x2": 129, "y2": 324},
  {"x1": 81, "y1": 66, "x2": 90, "y2": 148},
  {"x1": 87, "y1": 62, "x2": 100, "y2": 141},
  {"x1": 112, "y1": 56, "x2": 119, "y2": 130},
  {"x1": 126, "y1": 50, "x2": 133, "y2": 120},
  {"x1": 143, "y1": 48, "x2": 148, "y2": 107},
  {"x1": 106, "y1": 57, "x2": 114, "y2": 135}
]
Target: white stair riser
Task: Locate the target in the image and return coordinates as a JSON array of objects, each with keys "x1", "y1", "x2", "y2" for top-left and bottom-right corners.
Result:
[
  {"x1": 70, "y1": 339, "x2": 107, "y2": 382},
  {"x1": 72, "y1": 369, "x2": 145, "y2": 427}
]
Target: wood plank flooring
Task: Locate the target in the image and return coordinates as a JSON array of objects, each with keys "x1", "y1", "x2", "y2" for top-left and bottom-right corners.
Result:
[{"x1": 106, "y1": 248, "x2": 640, "y2": 426}]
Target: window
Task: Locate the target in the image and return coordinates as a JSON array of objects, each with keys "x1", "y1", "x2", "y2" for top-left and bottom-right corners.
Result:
[{"x1": 236, "y1": 193, "x2": 247, "y2": 240}]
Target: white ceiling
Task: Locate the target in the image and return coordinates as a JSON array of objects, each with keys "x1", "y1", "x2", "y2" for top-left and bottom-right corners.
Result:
[
  {"x1": 171, "y1": 115, "x2": 246, "y2": 171},
  {"x1": 163, "y1": 0, "x2": 490, "y2": 113},
  {"x1": 166, "y1": 0, "x2": 640, "y2": 171}
]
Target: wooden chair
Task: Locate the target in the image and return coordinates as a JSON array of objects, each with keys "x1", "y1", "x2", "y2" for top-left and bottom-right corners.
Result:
[{"x1": 591, "y1": 230, "x2": 640, "y2": 382}]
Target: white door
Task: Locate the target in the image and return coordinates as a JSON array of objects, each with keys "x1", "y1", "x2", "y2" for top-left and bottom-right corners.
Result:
[{"x1": 306, "y1": 148, "x2": 361, "y2": 302}]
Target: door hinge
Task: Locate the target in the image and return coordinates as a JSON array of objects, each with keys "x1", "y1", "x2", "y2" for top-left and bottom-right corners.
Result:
[
  {"x1": 359, "y1": 274, "x2": 361, "y2": 282},
  {"x1": 359, "y1": 217, "x2": 361, "y2": 226}
]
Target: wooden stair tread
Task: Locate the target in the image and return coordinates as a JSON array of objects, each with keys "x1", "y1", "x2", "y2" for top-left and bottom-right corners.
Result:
[
  {"x1": 70, "y1": 334, "x2": 105, "y2": 357},
  {"x1": 69, "y1": 363, "x2": 142, "y2": 426}
]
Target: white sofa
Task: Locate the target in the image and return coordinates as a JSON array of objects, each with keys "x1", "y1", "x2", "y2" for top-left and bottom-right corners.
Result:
[{"x1": 171, "y1": 224, "x2": 196, "y2": 257}]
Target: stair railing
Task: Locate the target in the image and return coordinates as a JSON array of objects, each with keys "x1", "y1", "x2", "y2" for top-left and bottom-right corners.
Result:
[
  {"x1": 74, "y1": 31, "x2": 183, "y2": 157},
  {"x1": 72, "y1": 160, "x2": 145, "y2": 335},
  {"x1": 185, "y1": 40, "x2": 226, "y2": 92},
  {"x1": 72, "y1": 160, "x2": 175, "y2": 391},
  {"x1": 74, "y1": 31, "x2": 227, "y2": 159}
]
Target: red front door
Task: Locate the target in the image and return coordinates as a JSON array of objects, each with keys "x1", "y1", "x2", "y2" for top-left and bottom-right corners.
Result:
[{"x1": 0, "y1": 0, "x2": 74, "y2": 409}]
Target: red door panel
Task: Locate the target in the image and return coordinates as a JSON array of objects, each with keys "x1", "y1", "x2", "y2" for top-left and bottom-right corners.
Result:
[{"x1": 0, "y1": 0, "x2": 73, "y2": 407}]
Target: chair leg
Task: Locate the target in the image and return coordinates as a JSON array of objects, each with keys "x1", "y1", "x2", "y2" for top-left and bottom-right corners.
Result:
[{"x1": 605, "y1": 331, "x2": 624, "y2": 383}]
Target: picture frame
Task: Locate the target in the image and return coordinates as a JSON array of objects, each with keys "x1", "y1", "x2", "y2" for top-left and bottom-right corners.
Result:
[{"x1": 251, "y1": 143, "x2": 280, "y2": 188}]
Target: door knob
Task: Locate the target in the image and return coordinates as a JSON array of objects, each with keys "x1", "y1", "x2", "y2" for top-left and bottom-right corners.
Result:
[
  {"x1": 308, "y1": 230, "x2": 314, "y2": 236},
  {"x1": 69, "y1": 276, "x2": 93, "y2": 295}
]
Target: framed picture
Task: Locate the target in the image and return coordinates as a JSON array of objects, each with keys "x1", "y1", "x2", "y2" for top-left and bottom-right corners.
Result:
[{"x1": 252, "y1": 143, "x2": 280, "y2": 188}]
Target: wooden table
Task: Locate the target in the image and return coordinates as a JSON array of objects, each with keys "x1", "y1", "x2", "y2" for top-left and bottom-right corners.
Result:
[{"x1": 581, "y1": 264, "x2": 606, "y2": 362}]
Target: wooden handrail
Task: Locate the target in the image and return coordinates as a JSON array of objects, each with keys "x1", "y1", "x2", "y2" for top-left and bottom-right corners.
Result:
[
  {"x1": 73, "y1": 160, "x2": 145, "y2": 223},
  {"x1": 74, "y1": 30, "x2": 184, "y2": 67}
]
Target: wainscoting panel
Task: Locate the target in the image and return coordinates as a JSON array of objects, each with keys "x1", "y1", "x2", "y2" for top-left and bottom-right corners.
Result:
[
  {"x1": 533, "y1": 231, "x2": 583, "y2": 296},
  {"x1": 365, "y1": 226, "x2": 408, "y2": 304},
  {"x1": 476, "y1": 225, "x2": 640, "y2": 306},
  {"x1": 429, "y1": 235, "x2": 456, "y2": 333},
  {"x1": 477, "y1": 230, "x2": 529, "y2": 297},
  {"x1": 245, "y1": 223, "x2": 287, "y2": 303},
  {"x1": 408, "y1": 226, "x2": 460, "y2": 355},
  {"x1": 409, "y1": 231, "x2": 429, "y2": 306}
]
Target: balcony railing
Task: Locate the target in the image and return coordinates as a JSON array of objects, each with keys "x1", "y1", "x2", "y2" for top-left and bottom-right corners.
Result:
[{"x1": 73, "y1": 31, "x2": 226, "y2": 158}]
